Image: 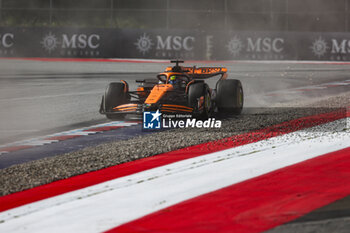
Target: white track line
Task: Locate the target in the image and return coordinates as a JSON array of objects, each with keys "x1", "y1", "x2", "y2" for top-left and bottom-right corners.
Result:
[
  {"x1": 21, "y1": 140, "x2": 59, "y2": 146},
  {"x1": 0, "y1": 118, "x2": 348, "y2": 233}
]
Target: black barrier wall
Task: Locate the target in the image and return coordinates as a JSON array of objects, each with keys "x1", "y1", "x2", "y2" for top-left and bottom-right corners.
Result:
[{"x1": 1, "y1": 27, "x2": 350, "y2": 61}]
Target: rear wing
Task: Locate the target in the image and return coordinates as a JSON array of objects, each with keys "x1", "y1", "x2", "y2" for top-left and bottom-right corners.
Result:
[{"x1": 164, "y1": 66, "x2": 227, "y2": 79}]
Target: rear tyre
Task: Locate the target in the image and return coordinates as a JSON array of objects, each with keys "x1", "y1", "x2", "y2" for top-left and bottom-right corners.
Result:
[
  {"x1": 188, "y1": 82, "x2": 212, "y2": 119},
  {"x1": 216, "y1": 79, "x2": 243, "y2": 115},
  {"x1": 102, "y1": 82, "x2": 129, "y2": 120}
]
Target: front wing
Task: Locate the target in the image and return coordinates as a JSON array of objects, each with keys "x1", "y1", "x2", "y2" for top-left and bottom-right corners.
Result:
[{"x1": 100, "y1": 103, "x2": 194, "y2": 116}]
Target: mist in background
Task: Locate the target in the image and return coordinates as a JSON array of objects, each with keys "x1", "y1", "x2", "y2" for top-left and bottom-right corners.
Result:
[{"x1": 0, "y1": 0, "x2": 349, "y2": 32}]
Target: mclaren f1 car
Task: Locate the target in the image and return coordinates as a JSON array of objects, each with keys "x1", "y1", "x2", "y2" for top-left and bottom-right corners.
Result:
[{"x1": 99, "y1": 60, "x2": 243, "y2": 119}]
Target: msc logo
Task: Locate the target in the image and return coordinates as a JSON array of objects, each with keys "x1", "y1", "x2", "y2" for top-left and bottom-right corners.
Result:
[
  {"x1": 41, "y1": 31, "x2": 100, "y2": 54},
  {"x1": 310, "y1": 37, "x2": 329, "y2": 58},
  {"x1": 143, "y1": 110, "x2": 162, "y2": 129},
  {"x1": 135, "y1": 33, "x2": 195, "y2": 55},
  {"x1": 227, "y1": 36, "x2": 284, "y2": 57},
  {"x1": 135, "y1": 33, "x2": 154, "y2": 55}
]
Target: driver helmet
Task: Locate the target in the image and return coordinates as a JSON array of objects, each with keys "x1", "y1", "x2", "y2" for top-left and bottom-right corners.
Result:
[{"x1": 169, "y1": 75, "x2": 177, "y2": 85}]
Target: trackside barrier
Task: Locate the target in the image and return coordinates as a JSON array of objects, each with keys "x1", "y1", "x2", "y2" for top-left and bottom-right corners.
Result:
[{"x1": 0, "y1": 27, "x2": 349, "y2": 61}]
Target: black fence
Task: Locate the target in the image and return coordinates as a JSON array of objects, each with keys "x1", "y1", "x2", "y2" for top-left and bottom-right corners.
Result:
[{"x1": 1, "y1": 27, "x2": 350, "y2": 61}]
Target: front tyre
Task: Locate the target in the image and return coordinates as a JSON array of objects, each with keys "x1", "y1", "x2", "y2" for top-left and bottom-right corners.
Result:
[
  {"x1": 101, "y1": 82, "x2": 129, "y2": 120},
  {"x1": 188, "y1": 82, "x2": 212, "y2": 119},
  {"x1": 216, "y1": 79, "x2": 243, "y2": 115}
]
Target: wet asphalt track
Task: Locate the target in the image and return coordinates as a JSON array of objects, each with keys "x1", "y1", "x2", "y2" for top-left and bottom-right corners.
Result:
[
  {"x1": 0, "y1": 59, "x2": 349, "y2": 144},
  {"x1": 0, "y1": 59, "x2": 349, "y2": 232}
]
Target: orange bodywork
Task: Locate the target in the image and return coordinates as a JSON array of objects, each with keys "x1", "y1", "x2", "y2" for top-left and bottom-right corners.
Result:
[
  {"x1": 101, "y1": 61, "x2": 229, "y2": 116},
  {"x1": 165, "y1": 66, "x2": 227, "y2": 75},
  {"x1": 161, "y1": 104, "x2": 193, "y2": 112},
  {"x1": 136, "y1": 87, "x2": 147, "y2": 98},
  {"x1": 113, "y1": 103, "x2": 138, "y2": 112},
  {"x1": 145, "y1": 84, "x2": 174, "y2": 104}
]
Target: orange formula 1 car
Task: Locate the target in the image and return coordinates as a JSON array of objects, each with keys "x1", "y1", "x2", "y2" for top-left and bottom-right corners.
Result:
[{"x1": 99, "y1": 60, "x2": 243, "y2": 119}]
